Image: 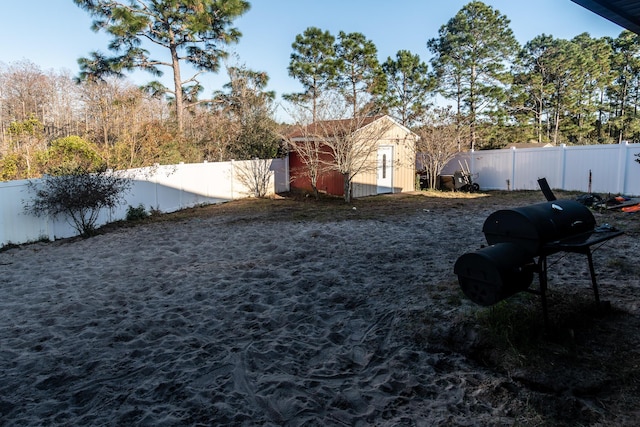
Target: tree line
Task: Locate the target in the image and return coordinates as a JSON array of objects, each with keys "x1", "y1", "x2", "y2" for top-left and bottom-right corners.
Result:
[
  {"x1": 0, "y1": 60, "x2": 281, "y2": 181},
  {"x1": 2, "y1": 0, "x2": 640, "y2": 182}
]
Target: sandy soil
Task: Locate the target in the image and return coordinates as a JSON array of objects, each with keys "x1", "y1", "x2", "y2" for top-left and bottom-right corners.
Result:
[{"x1": 1, "y1": 190, "x2": 639, "y2": 426}]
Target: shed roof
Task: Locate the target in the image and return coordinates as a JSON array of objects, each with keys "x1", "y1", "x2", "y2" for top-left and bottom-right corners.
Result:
[
  {"x1": 571, "y1": 0, "x2": 640, "y2": 34},
  {"x1": 287, "y1": 115, "x2": 414, "y2": 140},
  {"x1": 288, "y1": 116, "x2": 382, "y2": 139}
]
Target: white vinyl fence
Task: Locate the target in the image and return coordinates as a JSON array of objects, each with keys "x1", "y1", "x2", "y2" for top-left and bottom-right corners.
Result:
[
  {"x1": 1, "y1": 157, "x2": 289, "y2": 247},
  {"x1": 443, "y1": 142, "x2": 640, "y2": 196}
]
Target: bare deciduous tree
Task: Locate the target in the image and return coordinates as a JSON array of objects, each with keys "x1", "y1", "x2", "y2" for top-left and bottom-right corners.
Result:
[
  {"x1": 286, "y1": 131, "x2": 326, "y2": 200},
  {"x1": 46, "y1": 70, "x2": 82, "y2": 140},
  {"x1": 0, "y1": 60, "x2": 53, "y2": 124},
  {"x1": 235, "y1": 158, "x2": 273, "y2": 198},
  {"x1": 324, "y1": 119, "x2": 390, "y2": 202},
  {"x1": 0, "y1": 61, "x2": 56, "y2": 153},
  {"x1": 7, "y1": 116, "x2": 46, "y2": 178},
  {"x1": 415, "y1": 107, "x2": 465, "y2": 190},
  {"x1": 283, "y1": 105, "x2": 327, "y2": 199},
  {"x1": 187, "y1": 109, "x2": 237, "y2": 162},
  {"x1": 79, "y1": 78, "x2": 141, "y2": 147},
  {"x1": 305, "y1": 97, "x2": 394, "y2": 202}
]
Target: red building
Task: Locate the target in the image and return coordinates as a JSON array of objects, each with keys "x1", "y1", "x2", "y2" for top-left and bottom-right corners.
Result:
[{"x1": 287, "y1": 115, "x2": 418, "y2": 198}]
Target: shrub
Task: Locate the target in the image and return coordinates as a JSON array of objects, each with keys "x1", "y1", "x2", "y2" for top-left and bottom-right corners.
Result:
[
  {"x1": 0, "y1": 153, "x2": 28, "y2": 181},
  {"x1": 39, "y1": 136, "x2": 104, "y2": 175},
  {"x1": 24, "y1": 167, "x2": 131, "y2": 237},
  {"x1": 126, "y1": 204, "x2": 149, "y2": 221}
]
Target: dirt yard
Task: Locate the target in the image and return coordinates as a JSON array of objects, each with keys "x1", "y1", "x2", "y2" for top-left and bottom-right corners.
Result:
[{"x1": 1, "y1": 189, "x2": 639, "y2": 425}]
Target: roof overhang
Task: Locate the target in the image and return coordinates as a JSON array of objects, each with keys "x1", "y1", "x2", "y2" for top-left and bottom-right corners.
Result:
[{"x1": 571, "y1": 0, "x2": 640, "y2": 34}]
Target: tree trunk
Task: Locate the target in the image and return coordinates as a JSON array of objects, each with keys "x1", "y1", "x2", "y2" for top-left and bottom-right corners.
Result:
[
  {"x1": 352, "y1": 81, "x2": 357, "y2": 118},
  {"x1": 538, "y1": 82, "x2": 544, "y2": 144},
  {"x1": 469, "y1": 65, "x2": 477, "y2": 151},
  {"x1": 553, "y1": 108, "x2": 560, "y2": 146},
  {"x1": 619, "y1": 79, "x2": 628, "y2": 144},
  {"x1": 171, "y1": 45, "x2": 184, "y2": 135},
  {"x1": 343, "y1": 173, "x2": 351, "y2": 203}
]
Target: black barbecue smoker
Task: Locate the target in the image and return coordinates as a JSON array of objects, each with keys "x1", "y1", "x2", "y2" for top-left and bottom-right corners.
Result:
[{"x1": 454, "y1": 184, "x2": 623, "y2": 324}]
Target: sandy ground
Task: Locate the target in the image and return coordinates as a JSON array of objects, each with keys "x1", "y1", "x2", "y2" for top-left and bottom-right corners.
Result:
[{"x1": 1, "y1": 191, "x2": 639, "y2": 426}]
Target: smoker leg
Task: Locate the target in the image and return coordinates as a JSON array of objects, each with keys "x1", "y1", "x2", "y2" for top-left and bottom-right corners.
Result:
[
  {"x1": 586, "y1": 250, "x2": 603, "y2": 309},
  {"x1": 539, "y1": 255, "x2": 549, "y2": 327}
]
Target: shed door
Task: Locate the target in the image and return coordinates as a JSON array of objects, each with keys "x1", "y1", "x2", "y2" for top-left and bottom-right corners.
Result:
[{"x1": 377, "y1": 146, "x2": 394, "y2": 194}]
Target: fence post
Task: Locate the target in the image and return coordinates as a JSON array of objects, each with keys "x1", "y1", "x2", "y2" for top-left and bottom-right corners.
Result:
[
  {"x1": 284, "y1": 154, "x2": 290, "y2": 193},
  {"x1": 510, "y1": 147, "x2": 516, "y2": 190},
  {"x1": 559, "y1": 144, "x2": 567, "y2": 191},
  {"x1": 230, "y1": 160, "x2": 235, "y2": 200},
  {"x1": 617, "y1": 142, "x2": 629, "y2": 195}
]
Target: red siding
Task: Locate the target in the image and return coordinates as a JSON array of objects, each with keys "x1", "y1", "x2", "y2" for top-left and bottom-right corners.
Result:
[
  {"x1": 317, "y1": 169, "x2": 344, "y2": 196},
  {"x1": 289, "y1": 150, "x2": 345, "y2": 196},
  {"x1": 289, "y1": 151, "x2": 312, "y2": 191}
]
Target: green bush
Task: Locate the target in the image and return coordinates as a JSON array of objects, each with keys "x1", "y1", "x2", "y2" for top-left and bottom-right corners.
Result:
[
  {"x1": 126, "y1": 204, "x2": 149, "y2": 221},
  {"x1": 40, "y1": 136, "x2": 104, "y2": 175},
  {"x1": 0, "y1": 153, "x2": 29, "y2": 181}
]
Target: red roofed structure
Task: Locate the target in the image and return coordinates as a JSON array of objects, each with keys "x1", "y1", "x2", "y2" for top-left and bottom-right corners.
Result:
[{"x1": 286, "y1": 115, "x2": 418, "y2": 198}]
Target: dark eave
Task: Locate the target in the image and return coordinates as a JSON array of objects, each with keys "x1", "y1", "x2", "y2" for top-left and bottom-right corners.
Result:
[{"x1": 571, "y1": 0, "x2": 640, "y2": 34}]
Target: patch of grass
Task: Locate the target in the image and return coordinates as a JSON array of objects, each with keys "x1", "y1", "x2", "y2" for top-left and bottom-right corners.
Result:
[
  {"x1": 427, "y1": 280, "x2": 465, "y2": 306},
  {"x1": 414, "y1": 189, "x2": 490, "y2": 199},
  {"x1": 445, "y1": 290, "x2": 464, "y2": 306},
  {"x1": 0, "y1": 241, "x2": 20, "y2": 252},
  {"x1": 473, "y1": 294, "x2": 545, "y2": 366},
  {"x1": 25, "y1": 189, "x2": 580, "y2": 244},
  {"x1": 605, "y1": 257, "x2": 638, "y2": 274},
  {"x1": 1, "y1": 235, "x2": 51, "y2": 252}
]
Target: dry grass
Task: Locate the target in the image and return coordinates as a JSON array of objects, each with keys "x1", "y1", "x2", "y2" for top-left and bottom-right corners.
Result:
[
  {"x1": 112, "y1": 189, "x2": 552, "y2": 228},
  {"x1": 101, "y1": 188, "x2": 640, "y2": 242}
]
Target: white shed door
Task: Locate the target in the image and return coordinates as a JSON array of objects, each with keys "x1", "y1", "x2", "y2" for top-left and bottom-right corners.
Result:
[{"x1": 377, "y1": 146, "x2": 394, "y2": 194}]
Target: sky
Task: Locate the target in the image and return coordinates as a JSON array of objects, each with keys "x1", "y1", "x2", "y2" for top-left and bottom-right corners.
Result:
[{"x1": 0, "y1": 0, "x2": 628, "y2": 121}]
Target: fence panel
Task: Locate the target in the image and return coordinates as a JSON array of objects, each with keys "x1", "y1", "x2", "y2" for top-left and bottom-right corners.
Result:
[
  {"x1": 446, "y1": 143, "x2": 640, "y2": 195},
  {"x1": 562, "y1": 145, "x2": 621, "y2": 193},
  {"x1": 623, "y1": 146, "x2": 640, "y2": 195},
  {"x1": 512, "y1": 147, "x2": 563, "y2": 191},
  {"x1": 1, "y1": 157, "x2": 290, "y2": 247},
  {"x1": 472, "y1": 149, "x2": 514, "y2": 190}
]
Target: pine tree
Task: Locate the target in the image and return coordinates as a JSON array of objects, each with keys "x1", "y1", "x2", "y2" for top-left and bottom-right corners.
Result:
[
  {"x1": 284, "y1": 27, "x2": 337, "y2": 122},
  {"x1": 381, "y1": 50, "x2": 433, "y2": 127},
  {"x1": 334, "y1": 31, "x2": 386, "y2": 117},
  {"x1": 427, "y1": 1, "x2": 519, "y2": 150},
  {"x1": 74, "y1": 0, "x2": 250, "y2": 135}
]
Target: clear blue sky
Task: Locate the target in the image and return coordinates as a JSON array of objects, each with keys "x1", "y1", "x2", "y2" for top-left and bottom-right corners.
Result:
[{"x1": 0, "y1": 0, "x2": 626, "y2": 120}]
